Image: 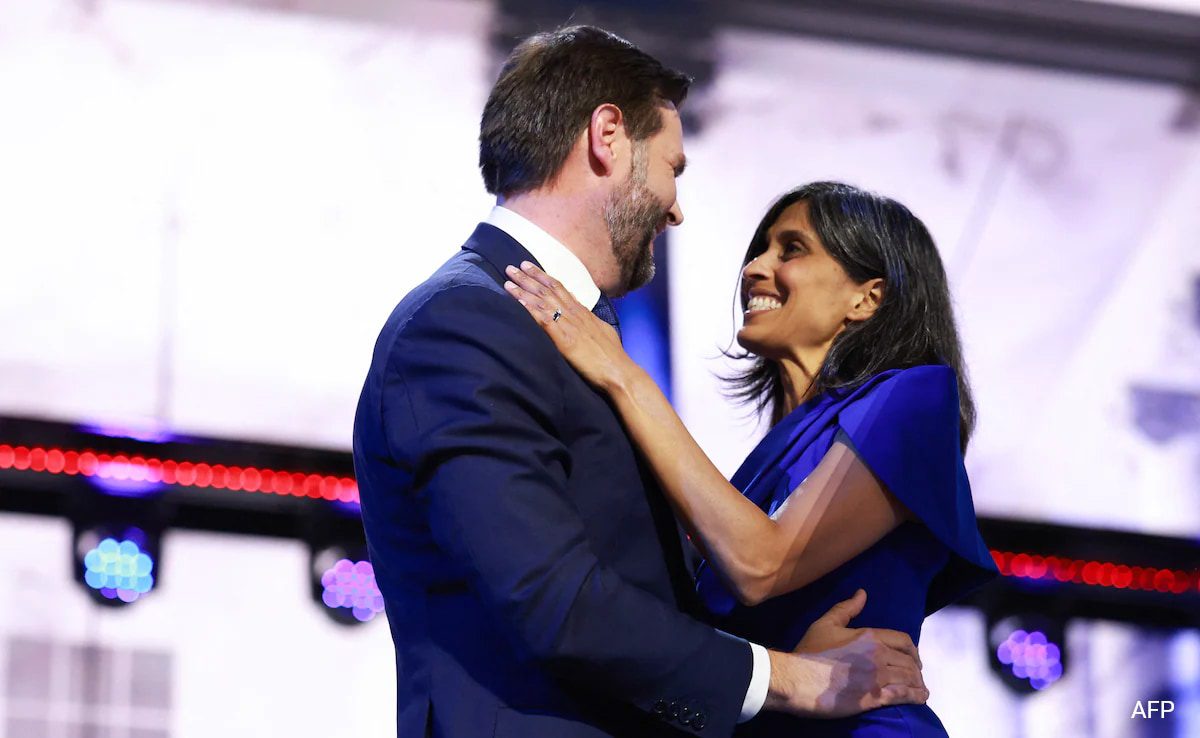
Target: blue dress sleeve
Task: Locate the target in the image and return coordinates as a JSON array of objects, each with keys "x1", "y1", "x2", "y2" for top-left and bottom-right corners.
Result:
[{"x1": 835, "y1": 364, "x2": 998, "y2": 613}]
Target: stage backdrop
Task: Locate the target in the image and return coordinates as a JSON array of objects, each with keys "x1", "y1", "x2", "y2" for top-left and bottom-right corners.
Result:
[
  {"x1": 668, "y1": 27, "x2": 1200, "y2": 541},
  {"x1": 1, "y1": 1, "x2": 1198, "y2": 737}
]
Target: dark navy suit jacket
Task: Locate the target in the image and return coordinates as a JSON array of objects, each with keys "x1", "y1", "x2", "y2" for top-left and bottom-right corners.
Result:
[{"x1": 352, "y1": 223, "x2": 753, "y2": 738}]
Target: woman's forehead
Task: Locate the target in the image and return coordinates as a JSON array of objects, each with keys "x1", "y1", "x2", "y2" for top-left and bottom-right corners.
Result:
[{"x1": 768, "y1": 201, "x2": 819, "y2": 241}]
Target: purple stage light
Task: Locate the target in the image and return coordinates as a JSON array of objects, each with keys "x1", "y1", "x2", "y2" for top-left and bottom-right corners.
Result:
[
  {"x1": 78, "y1": 422, "x2": 176, "y2": 444},
  {"x1": 90, "y1": 459, "x2": 167, "y2": 497},
  {"x1": 319, "y1": 558, "x2": 384, "y2": 622},
  {"x1": 996, "y1": 628, "x2": 1064, "y2": 690}
]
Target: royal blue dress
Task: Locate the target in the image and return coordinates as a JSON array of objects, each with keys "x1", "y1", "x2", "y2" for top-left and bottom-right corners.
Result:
[{"x1": 695, "y1": 365, "x2": 998, "y2": 737}]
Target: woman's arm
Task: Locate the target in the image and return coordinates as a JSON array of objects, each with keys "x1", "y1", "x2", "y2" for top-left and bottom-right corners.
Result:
[
  {"x1": 609, "y1": 367, "x2": 910, "y2": 605},
  {"x1": 504, "y1": 262, "x2": 911, "y2": 606}
]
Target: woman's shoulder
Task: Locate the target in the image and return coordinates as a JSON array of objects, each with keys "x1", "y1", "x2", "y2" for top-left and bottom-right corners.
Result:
[
  {"x1": 837, "y1": 364, "x2": 960, "y2": 438},
  {"x1": 850, "y1": 363, "x2": 958, "y2": 407},
  {"x1": 871, "y1": 363, "x2": 956, "y2": 387}
]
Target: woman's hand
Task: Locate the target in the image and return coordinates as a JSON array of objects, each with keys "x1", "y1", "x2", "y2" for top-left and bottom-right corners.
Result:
[{"x1": 503, "y1": 261, "x2": 640, "y2": 393}]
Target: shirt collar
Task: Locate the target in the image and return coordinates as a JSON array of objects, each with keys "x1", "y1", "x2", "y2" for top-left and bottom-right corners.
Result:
[{"x1": 485, "y1": 205, "x2": 603, "y2": 311}]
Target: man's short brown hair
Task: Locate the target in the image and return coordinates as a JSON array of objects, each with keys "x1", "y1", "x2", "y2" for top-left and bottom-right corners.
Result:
[{"x1": 479, "y1": 25, "x2": 691, "y2": 197}]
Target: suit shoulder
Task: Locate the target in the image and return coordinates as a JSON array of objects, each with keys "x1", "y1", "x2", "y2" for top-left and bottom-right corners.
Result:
[
  {"x1": 379, "y1": 254, "x2": 553, "y2": 364},
  {"x1": 386, "y1": 251, "x2": 498, "y2": 326},
  {"x1": 393, "y1": 277, "x2": 523, "y2": 338}
]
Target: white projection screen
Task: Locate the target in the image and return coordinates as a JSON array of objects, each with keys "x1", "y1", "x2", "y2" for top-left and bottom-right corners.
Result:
[{"x1": 0, "y1": 0, "x2": 495, "y2": 449}]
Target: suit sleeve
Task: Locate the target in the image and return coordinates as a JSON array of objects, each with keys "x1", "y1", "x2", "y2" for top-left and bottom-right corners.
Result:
[{"x1": 384, "y1": 284, "x2": 753, "y2": 736}]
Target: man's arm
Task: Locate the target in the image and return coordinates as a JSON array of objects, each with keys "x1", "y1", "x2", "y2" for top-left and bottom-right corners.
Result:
[{"x1": 766, "y1": 589, "x2": 929, "y2": 718}]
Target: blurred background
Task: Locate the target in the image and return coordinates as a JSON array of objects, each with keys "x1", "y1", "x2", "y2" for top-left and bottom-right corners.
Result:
[{"x1": 1, "y1": 0, "x2": 1199, "y2": 736}]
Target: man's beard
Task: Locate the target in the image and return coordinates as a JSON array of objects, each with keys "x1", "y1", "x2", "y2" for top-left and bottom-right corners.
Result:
[{"x1": 603, "y1": 144, "x2": 666, "y2": 296}]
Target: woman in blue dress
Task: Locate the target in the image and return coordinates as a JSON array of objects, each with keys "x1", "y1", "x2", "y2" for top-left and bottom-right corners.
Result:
[{"x1": 503, "y1": 181, "x2": 998, "y2": 737}]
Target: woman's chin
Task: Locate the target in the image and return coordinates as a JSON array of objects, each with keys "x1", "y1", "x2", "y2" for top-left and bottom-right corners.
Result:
[{"x1": 735, "y1": 331, "x2": 772, "y2": 359}]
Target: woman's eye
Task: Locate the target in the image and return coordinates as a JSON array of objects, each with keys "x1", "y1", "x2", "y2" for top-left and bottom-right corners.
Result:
[{"x1": 783, "y1": 241, "x2": 804, "y2": 255}]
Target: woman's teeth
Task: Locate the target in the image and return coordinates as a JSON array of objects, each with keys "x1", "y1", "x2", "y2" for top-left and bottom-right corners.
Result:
[{"x1": 746, "y1": 296, "x2": 783, "y2": 312}]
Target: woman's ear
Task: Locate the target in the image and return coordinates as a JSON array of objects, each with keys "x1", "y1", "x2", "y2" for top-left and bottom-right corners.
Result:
[
  {"x1": 587, "y1": 103, "x2": 625, "y2": 177},
  {"x1": 847, "y1": 278, "x2": 885, "y2": 323}
]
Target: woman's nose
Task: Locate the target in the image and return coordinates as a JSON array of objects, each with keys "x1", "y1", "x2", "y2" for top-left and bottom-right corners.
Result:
[{"x1": 742, "y1": 253, "x2": 772, "y2": 282}]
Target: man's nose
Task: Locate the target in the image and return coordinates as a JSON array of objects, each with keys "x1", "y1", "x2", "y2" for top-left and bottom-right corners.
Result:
[{"x1": 666, "y1": 201, "x2": 684, "y2": 227}]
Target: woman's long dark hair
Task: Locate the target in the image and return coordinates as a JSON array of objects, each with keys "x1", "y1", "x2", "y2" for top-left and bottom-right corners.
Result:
[{"x1": 723, "y1": 182, "x2": 977, "y2": 450}]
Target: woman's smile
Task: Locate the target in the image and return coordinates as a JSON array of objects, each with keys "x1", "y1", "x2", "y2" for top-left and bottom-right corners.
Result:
[{"x1": 745, "y1": 293, "x2": 785, "y2": 315}]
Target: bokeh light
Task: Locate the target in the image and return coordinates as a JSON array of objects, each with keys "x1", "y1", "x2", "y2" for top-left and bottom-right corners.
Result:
[
  {"x1": 320, "y1": 559, "x2": 383, "y2": 622},
  {"x1": 82, "y1": 536, "x2": 155, "y2": 603},
  {"x1": 996, "y1": 628, "x2": 1064, "y2": 690}
]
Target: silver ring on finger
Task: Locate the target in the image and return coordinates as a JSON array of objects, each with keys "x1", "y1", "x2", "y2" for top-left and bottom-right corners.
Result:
[{"x1": 552, "y1": 308, "x2": 562, "y2": 322}]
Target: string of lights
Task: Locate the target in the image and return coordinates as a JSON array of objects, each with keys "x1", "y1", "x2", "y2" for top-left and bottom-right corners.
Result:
[
  {"x1": 0, "y1": 443, "x2": 359, "y2": 503},
  {"x1": 3, "y1": 442, "x2": 1199, "y2": 599},
  {"x1": 990, "y1": 550, "x2": 1199, "y2": 595}
]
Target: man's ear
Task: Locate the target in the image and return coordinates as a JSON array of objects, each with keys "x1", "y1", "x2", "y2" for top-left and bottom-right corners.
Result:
[
  {"x1": 847, "y1": 278, "x2": 885, "y2": 323},
  {"x1": 587, "y1": 103, "x2": 625, "y2": 177}
]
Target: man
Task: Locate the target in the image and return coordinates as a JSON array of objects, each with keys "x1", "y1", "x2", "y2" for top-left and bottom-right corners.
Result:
[{"x1": 353, "y1": 25, "x2": 927, "y2": 738}]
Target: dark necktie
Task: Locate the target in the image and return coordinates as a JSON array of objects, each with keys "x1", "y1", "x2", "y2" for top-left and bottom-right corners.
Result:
[{"x1": 592, "y1": 295, "x2": 622, "y2": 342}]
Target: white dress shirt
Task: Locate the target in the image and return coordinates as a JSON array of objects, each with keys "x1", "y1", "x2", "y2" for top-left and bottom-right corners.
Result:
[
  {"x1": 484, "y1": 205, "x2": 771, "y2": 723},
  {"x1": 485, "y1": 205, "x2": 602, "y2": 310}
]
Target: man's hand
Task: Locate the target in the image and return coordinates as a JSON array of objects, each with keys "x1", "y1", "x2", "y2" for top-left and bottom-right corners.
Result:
[{"x1": 763, "y1": 589, "x2": 928, "y2": 718}]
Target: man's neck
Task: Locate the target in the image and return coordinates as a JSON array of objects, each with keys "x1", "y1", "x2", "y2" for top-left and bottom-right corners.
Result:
[{"x1": 499, "y1": 192, "x2": 616, "y2": 293}]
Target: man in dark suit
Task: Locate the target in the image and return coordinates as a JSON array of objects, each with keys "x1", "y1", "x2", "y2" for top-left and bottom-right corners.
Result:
[{"x1": 353, "y1": 25, "x2": 927, "y2": 738}]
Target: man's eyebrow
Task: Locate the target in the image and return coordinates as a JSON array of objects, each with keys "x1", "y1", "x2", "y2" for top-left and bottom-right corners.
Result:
[{"x1": 673, "y1": 155, "x2": 687, "y2": 177}]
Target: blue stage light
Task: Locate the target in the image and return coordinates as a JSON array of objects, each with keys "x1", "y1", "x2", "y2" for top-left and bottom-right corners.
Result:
[
  {"x1": 319, "y1": 558, "x2": 383, "y2": 622},
  {"x1": 82, "y1": 536, "x2": 155, "y2": 603}
]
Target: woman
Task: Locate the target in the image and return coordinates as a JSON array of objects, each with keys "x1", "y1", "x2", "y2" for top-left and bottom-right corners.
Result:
[{"x1": 503, "y1": 182, "x2": 998, "y2": 737}]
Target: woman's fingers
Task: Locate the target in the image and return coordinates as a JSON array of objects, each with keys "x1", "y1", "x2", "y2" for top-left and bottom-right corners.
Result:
[
  {"x1": 517, "y1": 261, "x2": 586, "y2": 317},
  {"x1": 504, "y1": 264, "x2": 547, "y2": 300},
  {"x1": 502, "y1": 266, "x2": 558, "y2": 315},
  {"x1": 503, "y1": 278, "x2": 541, "y2": 312},
  {"x1": 518, "y1": 261, "x2": 563, "y2": 295},
  {"x1": 504, "y1": 280, "x2": 535, "y2": 313},
  {"x1": 503, "y1": 264, "x2": 576, "y2": 341},
  {"x1": 503, "y1": 264, "x2": 616, "y2": 353}
]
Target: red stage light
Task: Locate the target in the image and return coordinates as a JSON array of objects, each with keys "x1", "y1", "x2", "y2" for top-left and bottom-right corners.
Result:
[
  {"x1": 0, "y1": 443, "x2": 359, "y2": 503},
  {"x1": 988, "y1": 548, "x2": 1197, "y2": 598}
]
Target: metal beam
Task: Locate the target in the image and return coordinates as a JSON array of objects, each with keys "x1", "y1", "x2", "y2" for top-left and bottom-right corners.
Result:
[{"x1": 719, "y1": 0, "x2": 1200, "y2": 86}]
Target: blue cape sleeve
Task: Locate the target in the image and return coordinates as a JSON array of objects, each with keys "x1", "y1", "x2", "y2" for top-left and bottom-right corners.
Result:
[{"x1": 836, "y1": 364, "x2": 998, "y2": 613}]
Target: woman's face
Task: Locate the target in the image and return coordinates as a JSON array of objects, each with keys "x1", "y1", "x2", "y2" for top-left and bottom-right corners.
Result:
[{"x1": 737, "y1": 200, "x2": 881, "y2": 362}]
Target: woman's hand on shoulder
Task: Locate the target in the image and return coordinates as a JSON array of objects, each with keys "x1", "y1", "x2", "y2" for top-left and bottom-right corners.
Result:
[{"x1": 503, "y1": 261, "x2": 638, "y2": 394}]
